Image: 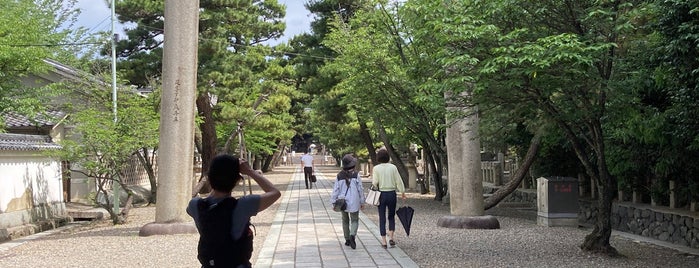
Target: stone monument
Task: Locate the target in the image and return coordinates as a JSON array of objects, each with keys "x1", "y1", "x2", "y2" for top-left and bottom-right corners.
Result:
[
  {"x1": 437, "y1": 92, "x2": 500, "y2": 229},
  {"x1": 139, "y1": 0, "x2": 200, "y2": 236}
]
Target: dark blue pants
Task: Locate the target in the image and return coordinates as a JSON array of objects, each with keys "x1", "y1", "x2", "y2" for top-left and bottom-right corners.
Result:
[
  {"x1": 303, "y1": 167, "x2": 313, "y2": 189},
  {"x1": 378, "y1": 191, "x2": 397, "y2": 236}
]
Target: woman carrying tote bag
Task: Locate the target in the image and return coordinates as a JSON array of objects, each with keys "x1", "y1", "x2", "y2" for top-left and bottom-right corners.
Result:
[
  {"x1": 329, "y1": 154, "x2": 365, "y2": 249},
  {"x1": 371, "y1": 148, "x2": 406, "y2": 249}
]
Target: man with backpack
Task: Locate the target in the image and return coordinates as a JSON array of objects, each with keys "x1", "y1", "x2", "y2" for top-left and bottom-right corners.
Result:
[{"x1": 187, "y1": 154, "x2": 281, "y2": 267}]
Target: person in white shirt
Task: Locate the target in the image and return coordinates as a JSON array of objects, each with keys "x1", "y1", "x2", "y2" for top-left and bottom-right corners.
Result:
[{"x1": 300, "y1": 149, "x2": 314, "y2": 189}]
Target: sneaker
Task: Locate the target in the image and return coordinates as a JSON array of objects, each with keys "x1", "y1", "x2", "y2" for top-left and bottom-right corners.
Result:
[
  {"x1": 349, "y1": 235, "x2": 356, "y2": 249},
  {"x1": 344, "y1": 239, "x2": 350, "y2": 246}
]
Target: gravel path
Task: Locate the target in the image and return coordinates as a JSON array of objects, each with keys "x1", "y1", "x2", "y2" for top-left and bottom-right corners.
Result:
[
  {"x1": 363, "y1": 192, "x2": 699, "y2": 267},
  {"x1": 0, "y1": 165, "x2": 698, "y2": 267}
]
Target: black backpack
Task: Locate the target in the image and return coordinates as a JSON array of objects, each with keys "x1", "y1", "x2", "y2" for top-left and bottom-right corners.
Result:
[{"x1": 197, "y1": 197, "x2": 254, "y2": 267}]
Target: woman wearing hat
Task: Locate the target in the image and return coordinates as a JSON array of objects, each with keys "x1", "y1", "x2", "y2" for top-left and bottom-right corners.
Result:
[
  {"x1": 329, "y1": 154, "x2": 365, "y2": 249},
  {"x1": 372, "y1": 148, "x2": 406, "y2": 249}
]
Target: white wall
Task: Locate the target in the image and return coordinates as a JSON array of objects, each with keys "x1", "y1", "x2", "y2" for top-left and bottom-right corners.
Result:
[{"x1": 0, "y1": 151, "x2": 64, "y2": 228}]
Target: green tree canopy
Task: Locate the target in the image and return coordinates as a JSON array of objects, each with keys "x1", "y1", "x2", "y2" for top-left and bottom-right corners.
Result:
[
  {"x1": 113, "y1": 0, "x2": 296, "y2": 176},
  {"x1": 0, "y1": 0, "x2": 84, "y2": 124}
]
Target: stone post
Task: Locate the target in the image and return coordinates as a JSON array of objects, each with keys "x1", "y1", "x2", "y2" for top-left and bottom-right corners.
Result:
[
  {"x1": 494, "y1": 153, "x2": 504, "y2": 186},
  {"x1": 617, "y1": 190, "x2": 625, "y2": 202},
  {"x1": 437, "y1": 92, "x2": 499, "y2": 229},
  {"x1": 407, "y1": 162, "x2": 417, "y2": 190},
  {"x1": 140, "y1": 0, "x2": 199, "y2": 236},
  {"x1": 445, "y1": 105, "x2": 483, "y2": 216},
  {"x1": 444, "y1": 102, "x2": 464, "y2": 212},
  {"x1": 494, "y1": 162, "x2": 503, "y2": 186},
  {"x1": 669, "y1": 180, "x2": 676, "y2": 209},
  {"x1": 632, "y1": 190, "x2": 641, "y2": 204}
]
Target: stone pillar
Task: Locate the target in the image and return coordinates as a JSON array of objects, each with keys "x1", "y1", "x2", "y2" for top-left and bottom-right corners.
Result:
[
  {"x1": 494, "y1": 161, "x2": 503, "y2": 186},
  {"x1": 444, "y1": 107, "x2": 484, "y2": 216},
  {"x1": 669, "y1": 180, "x2": 676, "y2": 209},
  {"x1": 632, "y1": 190, "x2": 641, "y2": 204},
  {"x1": 407, "y1": 162, "x2": 417, "y2": 190},
  {"x1": 458, "y1": 109, "x2": 484, "y2": 216},
  {"x1": 140, "y1": 0, "x2": 199, "y2": 236},
  {"x1": 617, "y1": 190, "x2": 625, "y2": 202},
  {"x1": 438, "y1": 92, "x2": 498, "y2": 229},
  {"x1": 444, "y1": 105, "x2": 464, "y2": 212},
  {"x1": 494, "y1": 153, "x2": 504, "y2": 186}
]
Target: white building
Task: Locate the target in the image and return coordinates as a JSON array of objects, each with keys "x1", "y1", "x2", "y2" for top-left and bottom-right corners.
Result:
[{"x1": 0, "y1": 133, "x2": 69, "y2": 242}]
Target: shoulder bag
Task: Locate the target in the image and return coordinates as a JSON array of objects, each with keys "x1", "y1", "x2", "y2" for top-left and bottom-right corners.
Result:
[
  {"x1": 365, "y1": 181, "x2": 380, "y2": 206},
  {"x1": 333, "y1": 182, "x2": 350, "y2": 212}
]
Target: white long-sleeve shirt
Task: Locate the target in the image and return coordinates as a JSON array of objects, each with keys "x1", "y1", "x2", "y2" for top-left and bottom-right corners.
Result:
[{"x1": 330, "y1": 172, "x2": 365, "y2": 212}]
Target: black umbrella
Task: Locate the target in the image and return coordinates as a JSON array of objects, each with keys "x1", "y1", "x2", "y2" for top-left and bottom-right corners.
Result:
[{"x1": 396, "y1": 206, "x2": 414, "y2": 236}]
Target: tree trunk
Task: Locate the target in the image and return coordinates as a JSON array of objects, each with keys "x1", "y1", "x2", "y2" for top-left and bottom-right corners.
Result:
[
  {"x1": 222, "y1": 127, "x2": 241, "y2": 155},
  {"x1": 484, "y1": 131, "x2": 541, "y2": 210},
  {"x1": 580, "y1": 173, "x2": 617, "y2": 255},
  {"x1": 424, "y1": 145, "x2": 445, "y2": 200},
  {"x1": 135, "y1": 148, "x2": 157, "y2": 204},
  {"x1": 358, "y1": 116, "x2": 377, "y2": 163},
  {"x1": 263, "y1": 141, "x2": 285, "y2": 172},
  {"x1": 580, "y1": 132, "x2": 618, "y2": 256},
  {"x1": 194, "y1": 127, "x2": 203, "y2": 158},
  {"x1": 253, "y1": 155, "x2": 262, "y2": 170},
  {"x1": 538, "y1": 99, "x2": 618, "y2": 255},
  {"x1": 193, "y1": 94, "x2": 216, "y2": 196},
  {"x1": 116, "y1": 185, "x2": 135, "y2": 224},
  {"x1": 95, "y1": 176, "x2": 117, "y2": 223},
  {"x1": 375, "y1": 119, "x2": 409, "y2": 185},
  {"x1": 119, "y1": 194, "x2": 133, "y2": 223}
]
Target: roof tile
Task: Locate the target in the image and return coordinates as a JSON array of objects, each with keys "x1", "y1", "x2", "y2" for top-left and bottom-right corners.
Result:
[{"x1": 0, "y1": 133, "x2": 62, "y2": 151}]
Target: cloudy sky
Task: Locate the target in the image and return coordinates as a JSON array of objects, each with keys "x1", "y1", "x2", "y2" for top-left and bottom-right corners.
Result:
[{"x1": 74, "y1": 0, "x2": 312, "y2": 44}]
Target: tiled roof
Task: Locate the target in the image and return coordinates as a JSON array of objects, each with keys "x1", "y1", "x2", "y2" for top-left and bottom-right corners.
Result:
[
  {"x1": 0, "y1": 133, "x2": 62, "y2": 151},
  {"x1": 3, "y1": 111, "x2": 66, "y2": 128}
]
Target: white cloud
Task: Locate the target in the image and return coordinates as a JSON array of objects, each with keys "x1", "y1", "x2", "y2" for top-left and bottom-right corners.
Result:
[{"x1": 280, "y1": 0, "x2": 313, "y2": 38}]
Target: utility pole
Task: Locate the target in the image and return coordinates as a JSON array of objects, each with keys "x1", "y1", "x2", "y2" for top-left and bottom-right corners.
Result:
[
  {"x1": 111, "y1": 0, "x2": 119, "y2": 215},
  {"x1": 140, "y1": 0, "x2": 200, "y2": 236}
]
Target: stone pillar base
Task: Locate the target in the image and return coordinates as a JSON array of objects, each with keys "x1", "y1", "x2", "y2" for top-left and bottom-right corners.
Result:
[
  {"x1": 139, "y1": 221, "x2": 198, "y2": 236},
  {"x1": 437, "y1": 215, "x2": 500, "y2": 229}
]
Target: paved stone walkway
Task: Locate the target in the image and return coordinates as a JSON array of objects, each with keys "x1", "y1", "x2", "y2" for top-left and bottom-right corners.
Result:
[{"x1": 255, "y1": 167, "x2": 417, "y2": 268}]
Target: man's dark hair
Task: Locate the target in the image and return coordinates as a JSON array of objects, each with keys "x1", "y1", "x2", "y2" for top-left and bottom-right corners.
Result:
[
  {"x1": 376, "y1": 149, "x2": 390, "y2": 163},
  {"x1": 207, "y1": 154, "x2": 242, "y2": 192}
]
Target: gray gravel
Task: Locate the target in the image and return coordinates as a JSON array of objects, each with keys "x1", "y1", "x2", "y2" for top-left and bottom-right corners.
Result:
[
  {"x1": 359, "y1": 183, "x2": 699, "y2": 268},
  {"x1": 1, "y1": 165, "x2": 698, "y2": 267}
]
